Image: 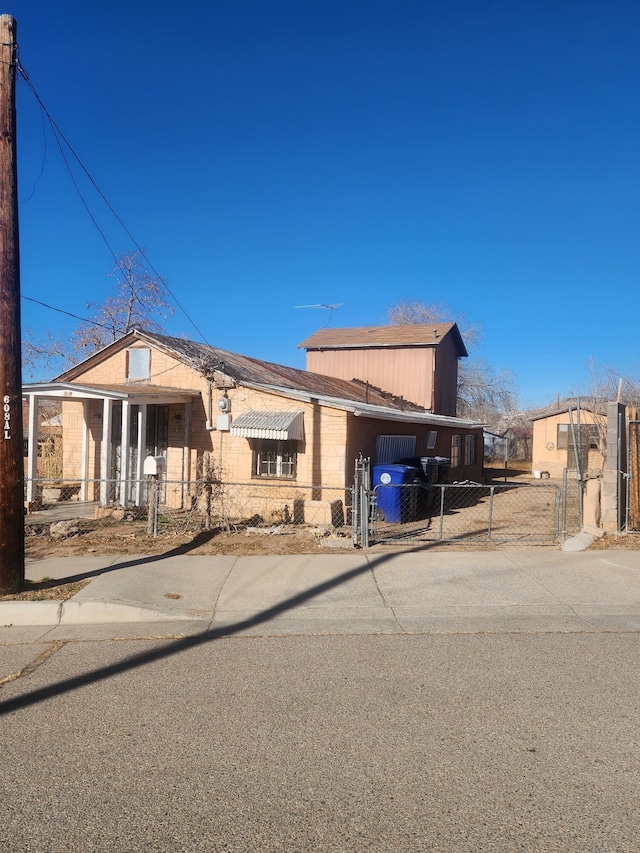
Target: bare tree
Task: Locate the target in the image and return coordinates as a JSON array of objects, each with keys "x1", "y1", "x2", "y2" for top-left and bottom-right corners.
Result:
[
  {"x1": 71, "y1": 252, "x2": 172, "y2": 352},
  {"x1": 386, "y1": 299, "x2": 516, "y2": 422},
  {"x1": 567, "y1": 359, "x2": 640, "y2": 462},
  {"x1": 23, "y1": 252, "x2": 173, "y2": 378},
  {"x1": 386, "y1": 299, "x2": 481, "y2": 349},
  {"x1": 581, "y1": 358, "x2": 640, "y2": 411}
]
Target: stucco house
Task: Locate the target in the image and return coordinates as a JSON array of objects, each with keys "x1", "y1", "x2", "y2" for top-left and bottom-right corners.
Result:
[
  {"x1": 23, "y1": 329, "x2": 483, "y2": 523},
  {"x1": 298, "y1": 323, "x2": 467, "y2": 416},
  {"x1": 530, "y1": 401, "x2": 605, "y2": 478}
]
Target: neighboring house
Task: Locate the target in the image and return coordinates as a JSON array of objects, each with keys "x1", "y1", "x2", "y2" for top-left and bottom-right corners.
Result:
[
  {"x1": 298, "y1": 323, "x2": 467, "y2": 417},
  {"x1": 484, "y1": 424, "x2": 532, "y2": 464},
  {"x1": 23, "y1": 330, "x2": 484, "y2": 522},
  {"x1": 530, "y1": 401, "x2": 605, "y2": 478}
]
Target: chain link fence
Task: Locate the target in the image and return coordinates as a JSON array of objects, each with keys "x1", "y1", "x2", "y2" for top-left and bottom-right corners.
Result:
[
  {"x1": 371, "y1": 481, "x2": 563, "y2": 543},
  {"x1": 24, "y1": 469, "x2": 584, "y2": 549},
  {"x1": 24, "y1": 477, "x2": 353, "y2": 543}
]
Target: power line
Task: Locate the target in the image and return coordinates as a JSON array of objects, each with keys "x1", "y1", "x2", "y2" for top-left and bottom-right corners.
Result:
[
  {"x1": 21, "y1": 295, "x2": 116, "y2": 331},
  {"x1": 16, "y1": 60, "x2": 210, "y2": 346}
]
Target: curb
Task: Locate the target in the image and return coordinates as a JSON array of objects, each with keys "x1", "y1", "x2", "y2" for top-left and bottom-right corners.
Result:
[{"x1": 0, "y1": 600, "x2": 197, "y2": 627}]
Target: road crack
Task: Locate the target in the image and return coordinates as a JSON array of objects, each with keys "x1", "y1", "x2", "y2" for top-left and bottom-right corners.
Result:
[{"x1": 0, "y1": 640, "x2": 68, "y2": 689}]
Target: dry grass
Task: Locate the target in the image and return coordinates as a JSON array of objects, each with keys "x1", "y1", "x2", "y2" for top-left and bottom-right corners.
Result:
[
  {"x1": 25, "y1": 523, "x2": 355, "y2": 561},
  {"x1": 0, "y1": 578, "x2": 90, "y2": 602},
  {"x1": 589, "y1": 532, "x2": 640, "y2": 550}
]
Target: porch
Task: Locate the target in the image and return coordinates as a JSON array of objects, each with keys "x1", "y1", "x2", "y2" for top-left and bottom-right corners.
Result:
[{"x1": 23, "y1": 382, "x2": 197, "y2": 508}]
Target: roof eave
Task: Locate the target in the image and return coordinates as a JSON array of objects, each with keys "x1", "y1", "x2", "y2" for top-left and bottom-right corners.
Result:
[{"x1": 241, "y1": 381, "x2": 483, "y2": 428}]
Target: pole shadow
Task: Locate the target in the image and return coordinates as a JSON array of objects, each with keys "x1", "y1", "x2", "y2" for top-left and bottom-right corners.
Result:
[{"x1": 0, "y1": 545, "x2": 435, "y2": 715}]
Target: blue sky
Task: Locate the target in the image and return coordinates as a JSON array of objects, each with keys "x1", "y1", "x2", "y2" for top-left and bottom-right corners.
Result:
[{"x1": 8, "y1": 0, "x2": 640, "y2": 407}]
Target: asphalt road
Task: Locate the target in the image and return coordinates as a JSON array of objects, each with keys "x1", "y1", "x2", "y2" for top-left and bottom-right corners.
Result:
[{"x1": 1, "y1": 630, "x2": 639, "y2": 851}]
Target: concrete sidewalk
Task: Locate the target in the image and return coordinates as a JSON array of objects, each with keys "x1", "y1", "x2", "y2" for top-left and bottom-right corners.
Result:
[{"x1": 1, "y1": 548, "x2": 640, "y2": 640}]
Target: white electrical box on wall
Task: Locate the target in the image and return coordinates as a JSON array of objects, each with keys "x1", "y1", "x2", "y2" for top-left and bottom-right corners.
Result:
[{"x1": 216, "y1": 413, "x2": 231, "y2": 431}]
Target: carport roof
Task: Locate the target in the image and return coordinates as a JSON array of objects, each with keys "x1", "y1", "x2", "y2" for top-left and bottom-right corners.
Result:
[{"x1": 22, "y1": 382, "x2": 197, "y2": 404}]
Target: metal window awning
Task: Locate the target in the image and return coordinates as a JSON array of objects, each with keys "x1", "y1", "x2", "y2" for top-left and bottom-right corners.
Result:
[{"x1": 230, "y1": 410, "x2": 304, "y2": 440}]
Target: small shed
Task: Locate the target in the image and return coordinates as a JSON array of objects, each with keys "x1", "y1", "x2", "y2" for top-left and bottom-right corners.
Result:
[{"x1": 530, "y1": 401, "x2": 605, "y2": 478}]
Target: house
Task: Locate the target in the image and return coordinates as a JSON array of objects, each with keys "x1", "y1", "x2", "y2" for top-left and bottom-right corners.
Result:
[
  {"x1": 23, "y1": 329, "x2": 484, "y2": 524},
  {"x1": 298, "y1": 323, "x2": 467, "y2": 416},
  {"x1": 530, "y1": 400, "x2": 605, "y2": 478}
]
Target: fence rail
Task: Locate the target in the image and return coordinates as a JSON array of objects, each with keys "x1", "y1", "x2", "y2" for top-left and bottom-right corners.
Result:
[
  {"x1": 24, "y1": 472, "x2": 581, "y2": 548},
  {"x1": 24, "y1": 477, "x2": 353, "y2": 541}
]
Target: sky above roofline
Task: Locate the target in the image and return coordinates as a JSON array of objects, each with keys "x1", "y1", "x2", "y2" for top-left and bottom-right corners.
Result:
[{"x1": 11, "y1": 1, "x2": 640, "y2": 408}]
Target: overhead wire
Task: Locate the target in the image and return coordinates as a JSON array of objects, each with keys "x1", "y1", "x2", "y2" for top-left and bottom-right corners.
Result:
[
  {"x1": 21, "y1": 295, "x2": 116, "y2": 332},
  {"x1": 19, "y1": 82, "x2": 47, "y2": 204},
  {"x1": 16, "y1": 58, "x2": 211, "y2": 346}
]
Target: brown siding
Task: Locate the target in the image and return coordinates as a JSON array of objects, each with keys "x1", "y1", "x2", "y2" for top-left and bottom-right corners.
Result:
[
  {"x1": 432, "y1": 336, "x2": 460, "y2": 417},
  {"x1": 306, "y1": 347, "x2": 437, "y2": 410},
  {"x1": 345, "y1": 417, "x2": 483, "y2": 483}
]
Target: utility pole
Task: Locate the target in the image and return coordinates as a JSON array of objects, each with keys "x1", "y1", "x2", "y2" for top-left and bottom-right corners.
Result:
[{"x1": 0, "y1": 15, "x2": 24, "y2": 594}]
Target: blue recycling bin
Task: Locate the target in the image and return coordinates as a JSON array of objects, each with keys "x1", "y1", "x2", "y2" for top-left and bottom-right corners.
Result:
[{"x1": 373, "y1": 464, "x2": 418, "y2": 523}]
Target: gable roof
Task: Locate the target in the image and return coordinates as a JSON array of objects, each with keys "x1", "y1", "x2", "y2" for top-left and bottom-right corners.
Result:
[
  {"x1": 53, "y1": 329, "x2": 483, "y2": 427},
  {"x1": 528, "y1": 398, "x2": 606, "y2": 422},
  {"x1": 297, "y1": 323, "x2": 468, "y2": 357}
]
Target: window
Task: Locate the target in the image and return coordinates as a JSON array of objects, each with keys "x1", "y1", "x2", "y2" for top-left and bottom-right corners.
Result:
[
  {"x1": 451, "y1": 435, "x2": 461, "y2": 467},
  {"x1": 426, "y1": 430, "x2": 437, "y2": 450},
  {"x1": 252, "y1": 439, "x2": 297, "y2": 479},
  {"x1": 464, "y1": 434, "x2": 476, "y2": 466},
  {"x1": 557, "y1": 424, "x2": 569, "y2": 450},
  {"x1": 557, "y1": 423, "x2": 600, "y2": 451},
  {"x1": 376, "y1": 435, "x2": 416, "y2": 465},
  {"x1": 127, "y1": 348, "x2": 150, "y2": 381}
]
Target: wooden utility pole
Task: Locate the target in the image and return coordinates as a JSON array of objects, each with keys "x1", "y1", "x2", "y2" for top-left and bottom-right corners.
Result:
[{"x1": 0, "y1": 15, "x2": 24, "y2": 594}]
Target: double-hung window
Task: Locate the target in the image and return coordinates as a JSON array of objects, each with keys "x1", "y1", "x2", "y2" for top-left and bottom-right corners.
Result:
[
  {"x1": 464, "y1": 434, "x2": 476, "y2": 466},
  {"x1": 451, "y1": 435, "x2": 461, "y2": 468},
  {"x1": 557, "y1": 424, "x2": 569, "y2": 450}
]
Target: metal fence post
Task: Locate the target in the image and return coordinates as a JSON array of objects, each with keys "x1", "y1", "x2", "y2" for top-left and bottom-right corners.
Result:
[
  {"x1": 487, "y1": 485, "x2": 495, "y2": 541},
  {"x1": 561, "y1": 468, "x2": 567, "y2": 542},
  {"x1": 146, "y1": 476, "x2": 159, "y2": 537},
  {"x1": 352, "y1": 455, "x2": 370, "y2": 547}
]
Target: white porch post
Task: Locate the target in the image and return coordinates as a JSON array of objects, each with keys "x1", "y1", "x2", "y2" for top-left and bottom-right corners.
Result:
[
  {"x1": 26, "y1": 393, "x2": 39, "y2": 503},
  {"x1": 80, "y1": 401, "x2": 89, "y2": 502},
  {"x1": 182, "y1": 401, "x2": 192, "y2": 509},
  {"x1": 135, "y1": 403, "x2": 147, "y2": 506},
  {"x1": 100, "y1": 398, "x2": 112, "y2": 506},
  {"x1": 119, "y1": 399, "x2": 130, "y2": 505}
]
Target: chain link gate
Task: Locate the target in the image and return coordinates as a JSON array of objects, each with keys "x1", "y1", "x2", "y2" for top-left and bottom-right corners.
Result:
[{"x1": 353, "y1": 458, "x2": 563, "y2": 544}]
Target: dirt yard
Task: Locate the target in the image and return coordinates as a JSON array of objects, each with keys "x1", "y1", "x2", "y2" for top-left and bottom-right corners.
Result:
[{"x1": 20, "y1": 461, "x2": 638, "y2": 563}]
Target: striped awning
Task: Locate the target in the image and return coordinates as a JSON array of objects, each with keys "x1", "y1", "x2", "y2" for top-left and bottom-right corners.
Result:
[{"x1": 230, "y1": 410, "x2": 304, "y2": 441}]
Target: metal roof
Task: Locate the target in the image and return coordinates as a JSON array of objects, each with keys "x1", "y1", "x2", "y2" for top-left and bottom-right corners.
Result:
[
  {"x1": 230, "y1": 410, "x2": 304, "y2": 440},
  {"x1": 51, "y1": 330, "x2": 483, "y2": 427}
]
